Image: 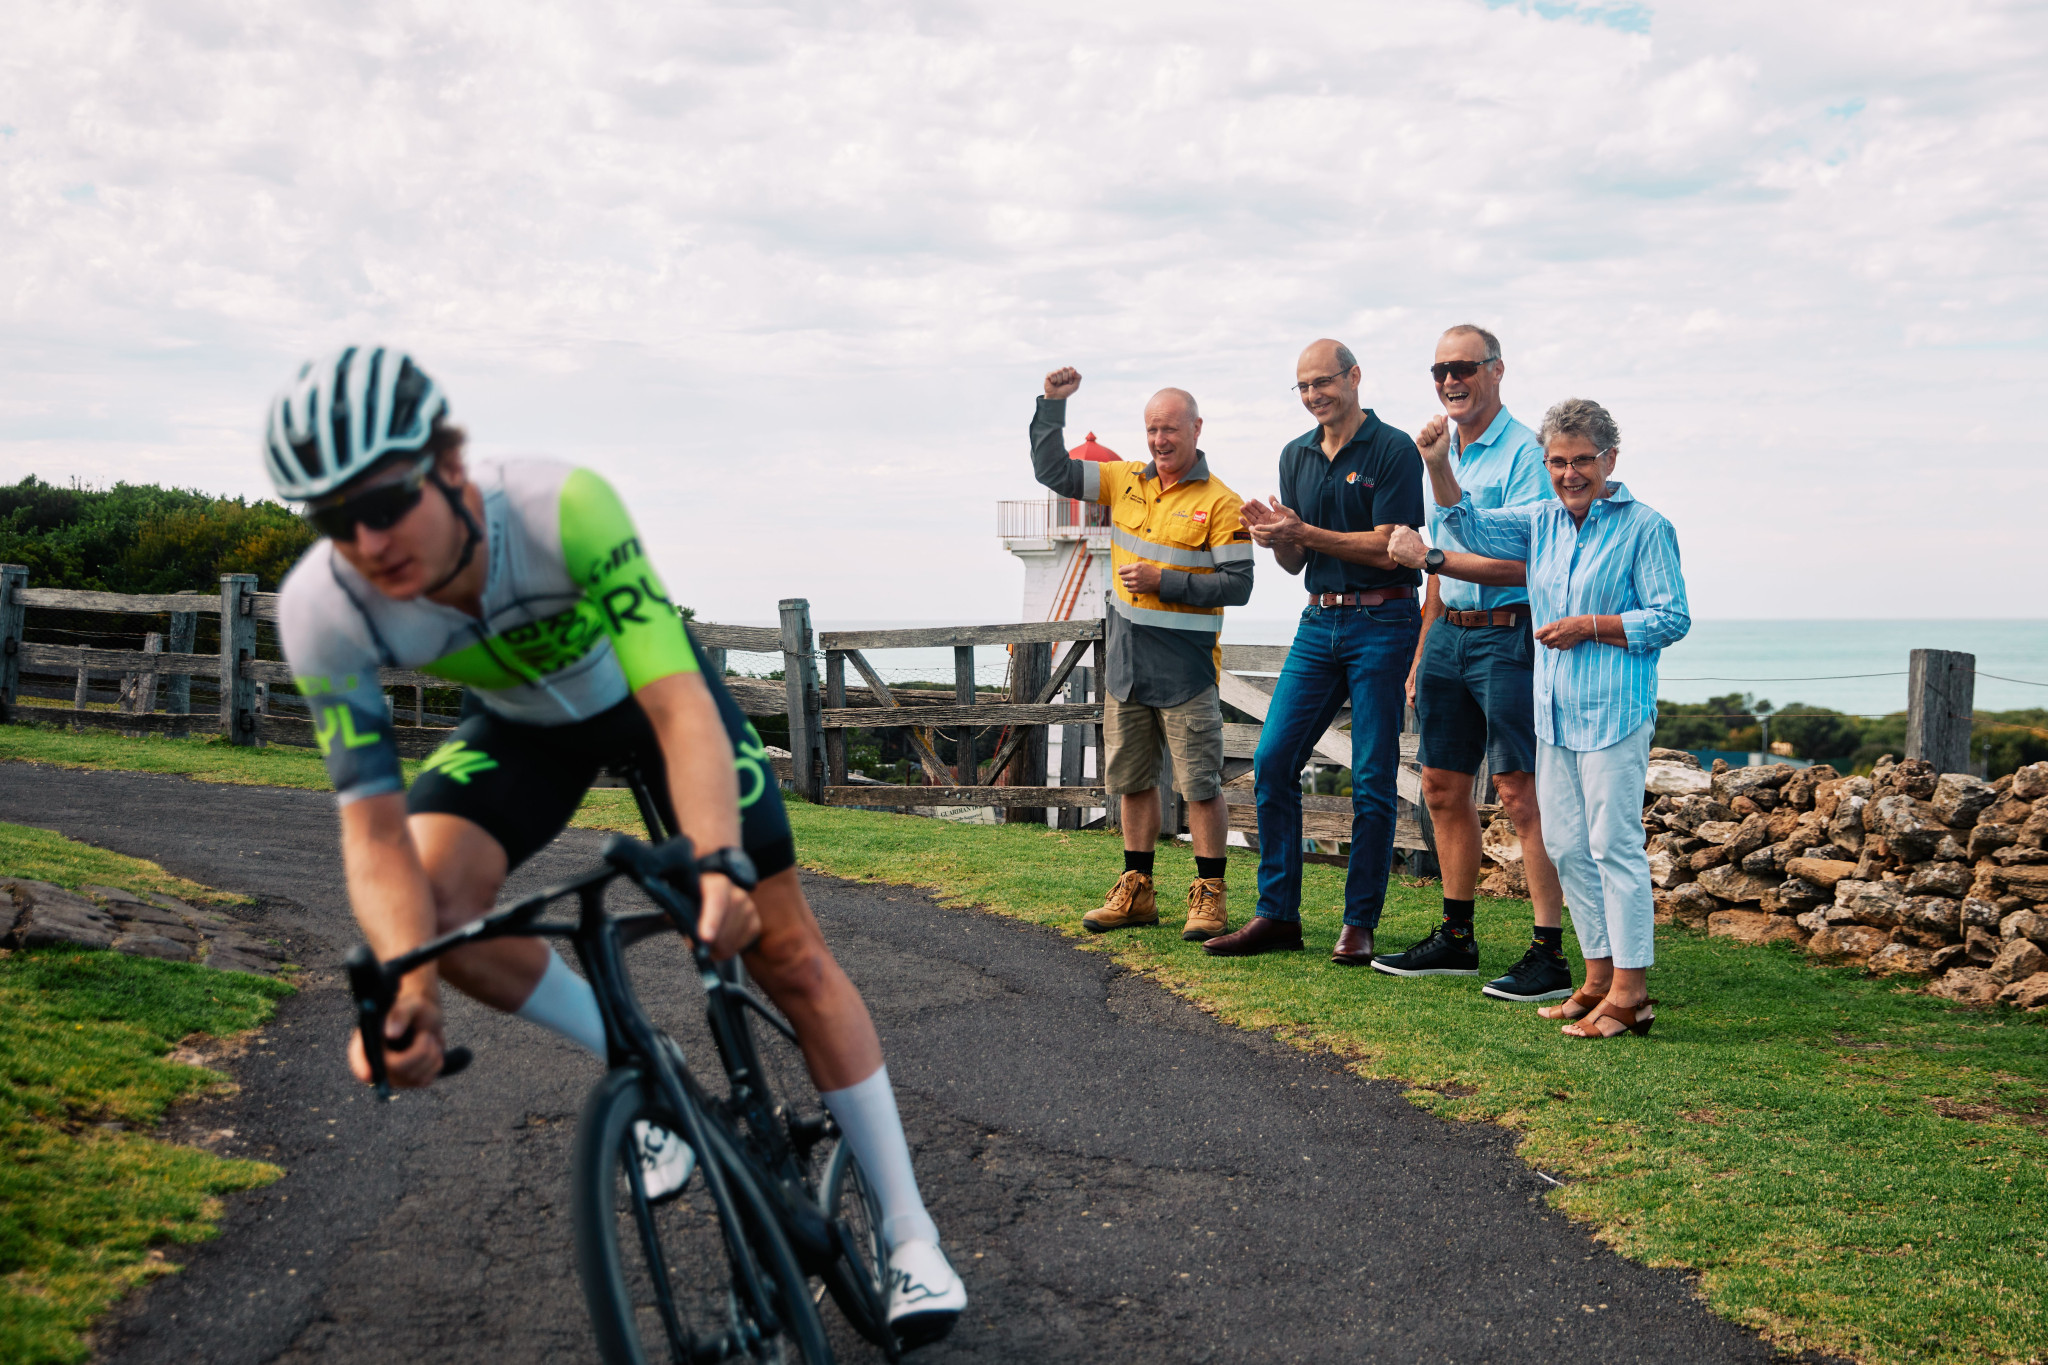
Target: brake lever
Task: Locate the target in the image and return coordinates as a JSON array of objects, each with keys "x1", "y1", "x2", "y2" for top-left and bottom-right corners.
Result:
[{"x1": 344, "y1": 944, "x2": 473, "y2": 1100}]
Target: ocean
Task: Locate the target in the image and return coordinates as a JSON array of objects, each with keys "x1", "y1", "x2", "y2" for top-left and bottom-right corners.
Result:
[{"x1": 724, "y1": 617, "x2": 2048, "y2": 717}]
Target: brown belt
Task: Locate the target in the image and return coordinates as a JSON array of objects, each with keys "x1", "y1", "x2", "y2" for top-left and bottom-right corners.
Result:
[
  {"x1": 1310, "y1": 586, "x2": 1417, "y2": 608},
  {"x1": 1444, "y1": 608, "x2": 1528, "y2": 628}
]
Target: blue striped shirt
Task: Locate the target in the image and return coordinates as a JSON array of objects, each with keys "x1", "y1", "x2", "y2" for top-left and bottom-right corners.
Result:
[{"x1": 1437, "y1": 481, "x2": 1690, "y2": 751}]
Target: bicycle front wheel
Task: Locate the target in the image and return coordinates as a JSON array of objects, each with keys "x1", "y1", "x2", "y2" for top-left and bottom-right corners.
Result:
[
  {"x1": 572, "y1": 1065, "x2": 833, "y2": 1365},
  {"x1": 819, "y1": 1139, "x2": 890, "y2": 1346}
]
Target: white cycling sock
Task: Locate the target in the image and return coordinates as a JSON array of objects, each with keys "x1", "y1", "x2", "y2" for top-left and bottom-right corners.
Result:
[
  {"x1": 820, "y1": 1065, "x2": 939, "y2": 1251},
  {"x1": 514, "y1": 949, "x2": 607, "y2": 1057}
]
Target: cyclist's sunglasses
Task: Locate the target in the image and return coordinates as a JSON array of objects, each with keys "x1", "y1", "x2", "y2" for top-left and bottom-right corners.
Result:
[
  {"x1": 1430, "y1": 359, "x2": 1496, "y2": 383},
  {"x1": 305, "y1": 456, "x2": 437, "y2": 542}
]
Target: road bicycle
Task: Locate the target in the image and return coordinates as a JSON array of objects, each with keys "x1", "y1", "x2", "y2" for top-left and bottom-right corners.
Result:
[{"x1": 344, "y1": 771, "x2": 899, "y2": 1364}]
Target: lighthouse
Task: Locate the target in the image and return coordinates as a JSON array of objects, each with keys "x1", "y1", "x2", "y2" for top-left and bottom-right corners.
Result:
[{"x1": 997, "y1": 432, "x2": 1119, "y2": 621}]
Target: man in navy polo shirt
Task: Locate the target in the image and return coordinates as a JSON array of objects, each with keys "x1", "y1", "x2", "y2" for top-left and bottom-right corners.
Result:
[
  {"x1": 1205, "y1": 338, "x2": 1423, "y2": 961},
  {"x1": 1373, "y1": 324, "x2": 1572, "y2": 1003}
]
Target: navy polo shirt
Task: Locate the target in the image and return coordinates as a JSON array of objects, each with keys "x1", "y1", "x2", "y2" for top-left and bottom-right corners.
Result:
[{"x1": 1277, "y1": 410, "x2": 1425, "y2": 595}]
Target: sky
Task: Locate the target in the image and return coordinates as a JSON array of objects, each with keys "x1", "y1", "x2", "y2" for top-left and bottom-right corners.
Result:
[{"x1": 4, "y1": 0, "x2": 2045, "y2": 628}]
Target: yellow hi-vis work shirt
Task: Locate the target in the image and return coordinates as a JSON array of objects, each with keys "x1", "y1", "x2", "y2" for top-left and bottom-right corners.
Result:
[{"x1": 1029, "y1": 396, "x2": 1255, "y2": 706}]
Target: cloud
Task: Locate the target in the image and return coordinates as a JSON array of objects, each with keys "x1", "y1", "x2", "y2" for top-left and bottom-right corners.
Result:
[{"x1": 0, "y1": 0, "x2": 2042, "y2": 625}]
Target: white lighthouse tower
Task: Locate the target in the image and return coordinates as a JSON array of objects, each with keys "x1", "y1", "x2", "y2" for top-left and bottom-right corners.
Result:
[{"x1": 997, "y1": 431, "x2": 1120, "y2": 621}]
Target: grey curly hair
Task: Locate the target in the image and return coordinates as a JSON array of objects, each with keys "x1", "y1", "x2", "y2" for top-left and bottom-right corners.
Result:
[{"x1": 1538, "y1": 398, "x2": 1619, "y2": 452}]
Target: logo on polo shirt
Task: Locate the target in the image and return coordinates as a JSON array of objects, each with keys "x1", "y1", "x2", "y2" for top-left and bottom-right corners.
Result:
[{"x1": 1345, "y1": 471, "x2": 1375, "y2": 488}]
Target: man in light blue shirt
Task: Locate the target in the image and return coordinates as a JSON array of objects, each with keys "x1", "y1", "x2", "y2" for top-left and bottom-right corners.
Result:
[
  {"x1": 1374, "y1": 326, "x2": 1571, "y2": 1005},
  {"x1": 1392, "y1": 397, "x2": 1690, "y2": 1042}
]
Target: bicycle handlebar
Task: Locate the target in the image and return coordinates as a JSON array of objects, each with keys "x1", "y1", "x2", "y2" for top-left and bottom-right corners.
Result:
[{"x1": 345, "y1": 831, "x2": 703, "y2": 1099}]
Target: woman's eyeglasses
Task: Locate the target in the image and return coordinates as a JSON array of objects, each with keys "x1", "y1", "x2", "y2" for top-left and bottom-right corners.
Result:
[
  {"x1": 304, "y1": 456, "x2": 437, "y2": 542},
  {"x1": 1543, "y1": 448, "x2": 1613, "y2": 476}
]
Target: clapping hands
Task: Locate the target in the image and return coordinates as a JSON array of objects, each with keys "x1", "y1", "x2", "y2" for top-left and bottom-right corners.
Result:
[{"x1": 1239, "y1": 496, "x2": 1306, "y2": 549}]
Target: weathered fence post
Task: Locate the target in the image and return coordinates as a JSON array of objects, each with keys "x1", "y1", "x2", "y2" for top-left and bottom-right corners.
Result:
[
  {"x1": 0, "y1": 565, "x2": 25, "y2": 723},
  {"x1": 779, "y1": 598, "x2": 823, "y2": 802},
  {"x1": 165, "y1": 611, "x2": 196, "y2": 714},
  {"x1": 1058, "y1": 663, "x2": 1091, "y2": 831},
  {"x1": 1004, "y1": 642, "x2": 1052, "y2": 824},
  {"x1": 1907, "y1": 648, "x2": 1975, "y2": 775},
  {"x1": 122, "y1": 632, "x2": 163, "y2": 717},
  {"x1": 825, "y1": 650, "x2": 848, "y2": 786},
  {"x1": 220, "y1": 574, "x2": 259, "y2": 746},
  {"x1": 953, "y1": 645, "x2": 976, "y2": 788}
]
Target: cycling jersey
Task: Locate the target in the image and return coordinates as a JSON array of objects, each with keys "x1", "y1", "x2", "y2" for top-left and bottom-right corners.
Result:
[{"x1": 278, "y1": 458, "x2": 701, "y2": 804}]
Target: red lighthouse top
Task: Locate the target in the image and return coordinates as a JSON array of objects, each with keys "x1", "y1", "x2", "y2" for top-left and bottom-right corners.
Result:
[{"x1": 1069, "y1": 432, "x2": 1120, "y2": 462}]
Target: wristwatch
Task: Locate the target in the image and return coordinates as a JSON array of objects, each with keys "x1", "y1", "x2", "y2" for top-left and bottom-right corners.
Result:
[
  {"x1": 1423, "y1": 547, "x2": 1445, "y2": 575},
  {"x1": 695, "y1": 847, "x2": 760, "y2": 892}
]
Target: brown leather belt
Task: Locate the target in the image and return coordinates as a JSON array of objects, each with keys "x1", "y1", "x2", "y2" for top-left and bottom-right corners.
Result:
[
  {"x1": 1309, "y1": 586, "x2": 1417, "y2": 608},
  {"x1": 1444, "y1": 608, "x2": 1528, "y2": 628}
]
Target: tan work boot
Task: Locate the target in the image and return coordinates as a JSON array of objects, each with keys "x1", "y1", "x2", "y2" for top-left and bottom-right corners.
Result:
[
  {"x1": 1083, "y1": 870, "x2": 1158, "y2": 933},
  {"x1": 1182, "y1": 878, "x2": 1227, "y2": 942}
]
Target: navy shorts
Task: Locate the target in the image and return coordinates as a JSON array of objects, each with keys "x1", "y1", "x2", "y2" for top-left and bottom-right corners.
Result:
[
  {"x1": 407, "y1": 663, "x2": 794, "y2": 879},
  {"x1": 1413, "y1": 617, "x2": 1539, "y2": 777}
]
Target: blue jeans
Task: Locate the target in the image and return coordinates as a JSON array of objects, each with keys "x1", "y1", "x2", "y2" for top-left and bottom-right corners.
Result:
[{"x1": 1252, "y1": 600, "x2": 1420, "y2": 928}]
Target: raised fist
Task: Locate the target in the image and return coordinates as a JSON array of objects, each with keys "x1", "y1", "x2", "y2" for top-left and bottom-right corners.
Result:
[
  {"x1": 1415, "y1": 415, "x2": 1451, "y2": 464},
  {"x1": 1044, "y1": 367, "x2": 1082, "y2": 400}
]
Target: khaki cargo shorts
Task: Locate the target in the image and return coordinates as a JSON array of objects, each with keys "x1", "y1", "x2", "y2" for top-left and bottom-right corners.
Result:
[{"x1": 1102, "y1": 687, "x2": 1225, "y2": 801}]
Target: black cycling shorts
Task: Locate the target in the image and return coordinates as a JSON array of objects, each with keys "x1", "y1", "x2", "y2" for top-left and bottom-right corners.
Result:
[{"x1": 406, "y1": 663, "x2": 794, "y2": 879}]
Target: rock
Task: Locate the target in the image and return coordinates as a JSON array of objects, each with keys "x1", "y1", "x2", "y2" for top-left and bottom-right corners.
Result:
[
  {"x1": 1708, "y1": 909, "x2": 1800, "y2": 945},
  {"x1": 81, "y1": 883, "x2": 148, "y2": 905},
  {"x1": 1712, "y1": 758, "x2": 1730, "y2": 775},
  {"x1": 1994, "y1": 845, "x2": 2048, "y2": 865},
  {"x1": 1827, "y1": 793, "x2": 1867, "y2": 854},
  {"x1": 1998, "y1": 971, "x2": 2048, "y2": 1010},
  {"x1": 1908, "y1": 896, "x2": 1960, "y2": 936},
  {"x1": 2020, "y1": 808, "x2": 2048, "y2": 850},
  {"x1": 1785, "y1": 856, "x2": 1860, "y2": 890},
  {"x1": 1647, "y1": 846, "x2": 1692, "y2": 890},
  {"x1": 1481, "y1": 859, "x2": 1529, "y2": 899},
  {"x1": 1999, "y1": 909, "x2": 2048, "y2": 946},
  {"x1": 1960, "y1": 897, "x2": 2003, "y2": 930},
  {"x1": 1866, "y1": 795, "x2": 1946, "y2": 863},
  {"x1": 1649, "y1": 747, "x2": 1701, "y2": 767},
  {"x1": 1689, "y1": 845, "x2": 1733, "y2": 872},
  {"x1": 1725, "y1": 814, "x2": 1770, "y2": 860},
  {"x1": 1665, "y1": 882, "x2": 1721, "y2": 929},
  {"x1": 144, "y1": 892, "x2": 198, "y2": 915},
  {"x1": 1988, "y1": 937, "x2": 2048, "y2": 985},
  {"x1": 202, "y1": 947, "x2": 278, "y2": 976},
  {"x1": 1905, "y1": 863, "x2": 1975, "y2": 899},
  {"x1": 1729, "y1": 794, "x2": 1767, "y2": 817},
  {"x1": 1869, "y1": 943, "x2": 1937, "y2": 977},
  {"x1": 2, "y1": 879, "x2": 120, "y2": 951},
  {"x1": 1782, "y1": 765, "x2": 1837, "y2": 812},
  {"x1": 1741, "y1": 844, "x2": 1783, "y2": 874},
  {"x1": 1715, "y1": 764, "x2": 1796, "y2": 801},
  {"x1": 1932, "y1": 773, "x2": 1997, "y2": 829},
  {"x1": 1698, "y1": 864, "x2": 1782, "y2": 905},
  {"x1": 1645, "y1": 761, "x2": 1713, "y2": 796},
  {"x1": 1481, "y1": 816, "x2": 1524, "y2": 865},
  {"x1": 1796, "y1": 908, "x2": 1831, "y2": 936},
  {"x1": 2012, "y1": 762, "x2": 2048, "y2": 802},
  {"x1": 1929, "y1": 967, "x2": 2002, "y2": 1005},
  {"x1": 1766, "y1": 807, "x2": 1807, "y2": 842},
  {"x1": 1996, "y1": 865, "x2": 2048, "y2": 904},
  {"x1": 1981, "y1": 795, "x2": 2035, "y2": 828},
  {"x1": 1804, "y1": 843, "x2": 1854, "y2": 863},
  {"x1": 1834, "y1": 879, "x2": 1910, "y2": 927},
  {"x1": 1808, "y1": 924, "x2": 1889, "y2": 961},
  {"x1": 1934, "y1": 834, "x2": 1968, "y2": 862},
  {"x1": 1696, "y1": 820, "x2": 1744, "y2": 846},
  {"x1": 1966, "y1": 925, "x2": 2001, "y2": 963},
  {"x1": 1931, "y1": 943, "x2": 1970, "y2": 972},
  {"x1": 1666, "y1": 795, "x2": 1737, "y2": 834},
  {"x1": 1775, "y1": 876, "x2": 1831, "y2": 910},
  {"x1": 111, "y1": 933, "x2": 196, "y2": 962}
]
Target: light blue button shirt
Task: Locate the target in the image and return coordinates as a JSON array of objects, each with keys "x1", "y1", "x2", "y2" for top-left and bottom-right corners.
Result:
[
  {"x1": 1437, "y1": 481, "x2": 1690, "y2": 751},
  {"x1": 1425, "y1": 408, "x2": 1552, "y2": 612}
]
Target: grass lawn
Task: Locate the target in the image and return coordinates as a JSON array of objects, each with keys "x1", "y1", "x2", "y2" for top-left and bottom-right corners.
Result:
[
  {"x1": 0, "y1": 824, "x2": 293, "y2": 1365},
  {"x1": 9, "y1": 730, "x2": 2047, "y2": 1362}
]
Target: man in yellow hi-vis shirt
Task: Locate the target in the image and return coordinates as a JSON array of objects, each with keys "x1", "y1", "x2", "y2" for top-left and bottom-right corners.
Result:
[{"x1": 1031, "y1": 366, "x2": 1254, "y2": 941}]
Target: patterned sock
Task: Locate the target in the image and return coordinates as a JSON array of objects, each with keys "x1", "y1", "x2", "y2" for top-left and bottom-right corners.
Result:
[
  {"x1": 1442, "y1": 897, "x2": 1476, "y2": 939},
  {"x1": 1533, "y1": 925, "x2": 1565, "y2": 955},
  {"x1": 1195, "y1": 856, "x2": 1227, "y2": 882},
  {"x1": 1124, "y1": 849, "x2": 1155, "y2": 877}
]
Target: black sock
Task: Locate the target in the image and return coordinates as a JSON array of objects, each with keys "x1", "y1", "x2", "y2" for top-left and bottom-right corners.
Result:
[
  {"x1": 1442, "y1": 898, "x2": 1475, "y2": 938},
  {"x1": 1195, "y1": 856, "x2": 1227, "y2": 882},
  {"x1": 1533, "y1": 925, "x2": 1564, "y2": 955},
  {"x1": 1124, "y1": 849, "x2": 1155, "y2": 877}
]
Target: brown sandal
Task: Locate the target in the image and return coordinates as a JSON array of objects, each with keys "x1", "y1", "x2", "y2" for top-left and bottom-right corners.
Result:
[
  {"x1": 1537, "y1": 986, "x2": 1606, "y2": 1022},
  {"x1": 1561, "y1": 997, "x2": 1657, "y2": 1040}
]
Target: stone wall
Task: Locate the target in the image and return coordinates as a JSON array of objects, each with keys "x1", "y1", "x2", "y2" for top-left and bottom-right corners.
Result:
[{"x1": 1476, "y1": 754, "x2": 2048, "y2": 1011}]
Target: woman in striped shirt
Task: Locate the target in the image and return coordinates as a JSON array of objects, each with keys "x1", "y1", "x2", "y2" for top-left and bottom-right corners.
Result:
[{"x1": 1392, "y1": 398, "x2": 1690, "y2": 1039}]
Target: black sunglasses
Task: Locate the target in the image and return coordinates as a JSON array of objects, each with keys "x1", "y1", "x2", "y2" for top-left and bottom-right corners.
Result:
[
  {"x1": 305, "y1": 456, "x2": 437, "y2": 542},
  {"x1": 1430, "y1": 359, "x2": 1495, "y2": 383}
]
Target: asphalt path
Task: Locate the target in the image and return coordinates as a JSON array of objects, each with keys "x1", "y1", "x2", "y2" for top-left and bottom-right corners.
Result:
[{"x1": 0, "y1": 763, "x2": 1808, "y2": 1363}]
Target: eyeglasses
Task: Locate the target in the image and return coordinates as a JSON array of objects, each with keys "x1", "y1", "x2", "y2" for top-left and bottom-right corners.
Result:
[
  {"x1": 1293, "y1": 372, "x2": 1351, "y2": 395},
  {"x1": 1430, "y1": 359, "x2": 1497, "y2": 383},
  {"x1": 1543, "y1": 447, "x2": 1613, "y2": 476},
  {"x1": 304, "y1": 456, "x2": 436, "y2": 542}
]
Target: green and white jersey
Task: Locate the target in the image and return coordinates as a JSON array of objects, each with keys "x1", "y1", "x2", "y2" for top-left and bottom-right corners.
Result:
[{"x1": 277, "y1": 458, "x2": 698, "y2": 804}]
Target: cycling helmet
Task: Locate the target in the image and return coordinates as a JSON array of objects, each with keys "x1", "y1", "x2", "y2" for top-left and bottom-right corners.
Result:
[{"x1": 263, "y1": 346, "x2": 447, "y2": 502}]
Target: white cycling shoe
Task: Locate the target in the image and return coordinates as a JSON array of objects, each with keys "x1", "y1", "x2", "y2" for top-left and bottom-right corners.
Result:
[
  {"x1": 633, "y1": 1120, "x2": 695, "y2": 1202},
  {"x1": 886, "y1": 1239, "x2": 967, "y2": 1347}
]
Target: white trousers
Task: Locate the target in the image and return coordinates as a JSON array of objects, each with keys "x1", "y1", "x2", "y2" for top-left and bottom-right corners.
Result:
[{"x1": 1536, "y1": 720, "x2": 1656, "y2": 970}]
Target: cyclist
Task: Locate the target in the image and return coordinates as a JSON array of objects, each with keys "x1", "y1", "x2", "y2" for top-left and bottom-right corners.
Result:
[{"x1": 264, "y1": 346, "x2": 965, "y2": 1344}]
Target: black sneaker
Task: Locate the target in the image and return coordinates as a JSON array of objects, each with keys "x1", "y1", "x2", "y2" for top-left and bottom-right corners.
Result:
[
  {"x1": 1481, "y1": 944, "x2": 1575, "y2": 1002},
  {"x1": 1369, "y1": 925, "x2": 1479, "y2": 977}
]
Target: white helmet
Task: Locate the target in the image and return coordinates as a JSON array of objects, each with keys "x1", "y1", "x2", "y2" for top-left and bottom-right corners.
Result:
[{"x1": 263, "y1": 346, "x2": 447, "y2": 502}]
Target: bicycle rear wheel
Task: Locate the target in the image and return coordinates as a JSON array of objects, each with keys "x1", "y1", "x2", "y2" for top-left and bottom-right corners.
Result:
[{"x1": 572, "y1": 1065, "x2": 833, "y2": 1365}]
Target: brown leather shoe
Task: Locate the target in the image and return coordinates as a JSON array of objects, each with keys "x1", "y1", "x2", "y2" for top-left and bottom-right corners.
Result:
[
  {"x1": 1202, "y1": 915, "x2": 1304, "y2": 957},
  {"x1": 1181, "y1": 878, "x2": 1227, "y2": 942},
  {"x1": 1330, "y1": 925, "x2": 1376, "y2": 966}
]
